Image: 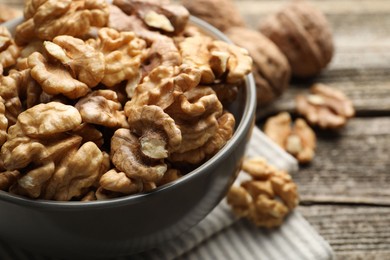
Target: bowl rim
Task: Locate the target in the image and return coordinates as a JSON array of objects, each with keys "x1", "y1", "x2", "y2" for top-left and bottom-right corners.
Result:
[{"x1": 0, "y1": 16, "x2": 257, "y2": 209}]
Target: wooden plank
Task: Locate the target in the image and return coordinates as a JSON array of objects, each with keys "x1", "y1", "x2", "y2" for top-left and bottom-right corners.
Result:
[
  {"x1": 284, "y1": 117, "x2": 390, "y2": 205},
  {"x1": 257, "y1": 68, "x2": 390, "y2": 118},
  {"x1": 299, "y1": 205, "x2": 390, "y2": 257}
]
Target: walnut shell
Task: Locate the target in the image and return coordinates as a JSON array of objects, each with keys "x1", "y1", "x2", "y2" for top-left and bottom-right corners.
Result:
[
  {"x1": 225, "y1": 27, "x2": 291, "y2": 106},
  {"x1": 181, "y1": 0, "x2": 245, "y2": 32},
  {"x1": 259, "y1": 0, "x2": 334, "y2": 78}
]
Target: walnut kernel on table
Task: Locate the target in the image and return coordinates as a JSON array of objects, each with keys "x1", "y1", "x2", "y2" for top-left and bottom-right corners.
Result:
[
  {"x1": 264, "y1": 112, "x2": 316, "y2": 164},
  {"x1": 225, "y1": 27, "x2": 291, "y2": 107},
  {"x1": 227, "y1": 157, "x2": 299, "y2": 228},
  {"x1": 259, "y1": 0, "x2": 334, "y2": 78},
  {"x1": 296, "y1": 84, "x2": 355, "y2": 129}
]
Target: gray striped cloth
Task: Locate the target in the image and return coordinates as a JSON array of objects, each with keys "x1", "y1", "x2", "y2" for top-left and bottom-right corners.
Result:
[{"x1": 0, "y1": 127, "x2": 334, "y2": 259}]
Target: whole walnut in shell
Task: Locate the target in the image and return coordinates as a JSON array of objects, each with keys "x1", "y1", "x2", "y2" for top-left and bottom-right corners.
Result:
[
  {"x1": 225, "y1": 27, "x2": 291, "y2": 106},
  {"x1": 259, "y1": 0, "x2": 334, "y2": 78},
  {"x1": 181, "y1": 0, "x2": 245, "y2": 32}
]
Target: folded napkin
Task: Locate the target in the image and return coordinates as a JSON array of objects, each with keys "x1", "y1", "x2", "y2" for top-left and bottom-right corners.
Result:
[{"x1": 0, "y1": 127, "x2": 334, "y2": 260}]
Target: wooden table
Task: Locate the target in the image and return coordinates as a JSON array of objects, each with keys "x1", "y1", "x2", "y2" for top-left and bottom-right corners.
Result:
[
  {"x1": 1, "y1": 0, "x2": 390, "y2": 259},
  {"x1": 238, "y1": 1, "x2": 390, "y2": 259}
]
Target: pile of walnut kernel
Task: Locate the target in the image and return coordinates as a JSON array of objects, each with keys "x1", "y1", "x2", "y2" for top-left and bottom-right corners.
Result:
[
  {"x1": 183, "y1": 0, "x2": 356, "y2": 227},
  {"x1": 0, "y1": 0, "x2": 253, "y2": 201}
]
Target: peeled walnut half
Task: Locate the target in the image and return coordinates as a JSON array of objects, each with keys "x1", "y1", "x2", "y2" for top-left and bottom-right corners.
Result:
[
  {"x1": 111, "y1": 128, "x2": 167, "y2": 183},
  {"x1": 0, "y1": 26, "x2": 20, "y2": 75},
  {"x1": 179, "y1": 35, "x2": 215, "y2": 84},
  {"x1": 127, "y1": 105, "x2": 181, "y2": 160},
  {"x1": 0, "y1": 98, "x2": 8, "y2": 146},
  {"x1": 28, "y1": 52, "x2": 90, "y2": 99},
  {"x1": 44, "y1": 142, "x2": 106, "y2": 201},
  {"x1": 76, "y1": 90, "x2": 128, "y2": 129},
  {"x1": 113, "y1": 0, "x2": 189, "y2": 35},
  {"x1": 225, "y1": 27, "x2": 291, "y2": 106},
  {"x1": 142, "y1": 35, "x2": 181, "y2": 75},
  {"x1": 227, "y1": 157, "x2": 299, "y2": 228},
  {"x1": 296, "y1": 83, "x2": 355, "y2": 129},
  {"x1": 44, "y1": 35, "x2": 105, "y2": 88},
  {"x1": 90, "y1": 28, "x2": 147, "y2": 87},
  {"x1": 208, "y1": 41, "x2": 253, "y2": 84},
  {"x1": 99, "y1": 168, "x2": 143, "y2": 195},
  {"x1": 264, "y1": 112, "x2": 316, "y2": 164},
  {"x1": 128, "y1": 65, "x2": 201, "y2": 109},
  {"x1": 259, "y1": 1, "x2": 334, "y2": 78},
  {"x1": 169, "y1": 111, "x2": 235, "y2": 164},
  {"x1": 15, "y1": 0, "x2": 109, "y2": 45},
  {"x1": 166, "y1": 86, "x2": 223, "y2": 156}
]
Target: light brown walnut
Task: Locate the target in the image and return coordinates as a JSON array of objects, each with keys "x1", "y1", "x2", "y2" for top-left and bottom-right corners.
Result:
[
  {"x1": 43, "y1": 141, "x2": 105, "y2": 201},
  {"x1": 126, "y1": 105, "x2": 181, "y2": 159},
  {"x1": 181, "y1": 0, "x2": 245, "y2": 32},
  {"x1": 227, "y1": 157, "x2": 299, "y2": 228},
  {"x1": 169, "y1": 111, "x2": 235, "y2": 164},
  {"x1": 259, "y1": 1, "x2": 334, "y2": 78},
  {"x1": 226, "y1": 186, "x2": 252, "y2": 217},
  {"x1": 28, "y1": 52, "x2": 90, "y2": 99},
  {"x1": 142, "y1": 36, "x2": 181, "y2": 75},
  {"x1": 111, "y1": 128, "x2": 167, "y2": 183},
  {"x1": 0, "y1": 97, "x2": 8, "y2": 146},
  {"x1": 225, "y1": 27, "x2": 291, "y2": 106},
  {"x1": 0, "y1": 170, "x2": 20, "y2": 191},
  {"x1": 157, "y1": 168, "x2": 182, "y2": 186},
  {"x1": 208, "y1": 41, "x2": 253, "y2": 84},
  {"x1": 264, "y1": 112, "x2": 316, "y2": 164},
  {"x1": 1, "y1": 122, "x2": 83, "y2": 172},
  {"x1": 113, "y1": 0, "x2": 189, "y2": 35},
  {"x1": 16, "y1": 41, "x2": 44, "y2": 70},
  {"x1": 0, "y1": 26, "x2": 20, "y2": 75},
  {"x1": 99, "y1": 168, "x2": 143, "y2": 195},
  {"x1": 127, "y1": 65, "x2": 201, "y2": 109},
  {"x1": 15, "y1": 0, "x2": 109, "y2": 45},
  {"x1": 166, "y1": 86, "x2": 222, "y2": 155},
  {"x1": 108, "y1": 4, "x2": 162, "y2": 44},
  {"x1": 90, "y1": 28, "x2": 147, "y2": 87},
  {"x1": 17, "y1": 102, "x2": 82, "y2": 138},
  {"x1": 296, "y1": 83, "x2": 355, "y2": 129},
  {"x1": 0, "y1": 69, "x2": 40, "y2": 125},
  {"x1": 179, "y1": 35, "x2": 215, "y2": 84},
  {"x1": 76, "y1": 90, "x2": 128, "y2": 128},
  {"x1": 44, "y1": 35, "x2": 105, "y2": 88}
]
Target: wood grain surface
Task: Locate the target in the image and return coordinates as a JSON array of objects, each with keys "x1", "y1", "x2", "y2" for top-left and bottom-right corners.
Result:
[{"x1": 1, "y1": 0, "x2": 390, "y2": 259}]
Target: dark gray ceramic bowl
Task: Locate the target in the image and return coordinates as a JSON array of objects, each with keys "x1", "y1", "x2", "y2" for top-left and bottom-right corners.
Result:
[{"x1": 0, "y1": 16, "x2": 256, "y2": 258}]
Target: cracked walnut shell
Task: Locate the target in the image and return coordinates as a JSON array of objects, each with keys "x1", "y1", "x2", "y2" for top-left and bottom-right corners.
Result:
[
  {"x1": 227, "y1": 157, "x2": 299, "y2": 228},
  {"x1": 259, "y1": 1, "x2": 334, "y2": 78},
  {"x1": 264, "y1": 112, "x2": 316, "y2": 164},
  {"x1": 225, "y1": 27, "x2": 291, "y2": 107},
  {"x1": 296, "y1": 83, "x2": 355, "y2": 129}
]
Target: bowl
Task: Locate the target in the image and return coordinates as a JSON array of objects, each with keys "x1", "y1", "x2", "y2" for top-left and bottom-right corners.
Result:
[{"x1": 0, "y1": 16, "x2": 256, "y2": 258}]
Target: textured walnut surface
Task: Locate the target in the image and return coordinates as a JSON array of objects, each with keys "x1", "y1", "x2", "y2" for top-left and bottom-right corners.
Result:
[{"x1": 0, "y1": 0, "x2": 252, "y2": 201}]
